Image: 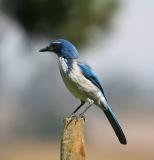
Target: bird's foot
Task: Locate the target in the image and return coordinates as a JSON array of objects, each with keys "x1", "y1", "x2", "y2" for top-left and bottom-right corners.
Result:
[
  {"x1": 67, "y1": 112, "x2": 77, "y2": 119},
  {"x1": 79, "y1": 114, "x2": 85, "y2": 121},
  {"x1": 68, "y1": 112, "x2": 85, "y2": 119},
  {"x1": 65, "y1": 113, "x2": 85, "y2": 128},
  {"x1": 79, "y1": 112, "x2": 85, "y2": 118}
]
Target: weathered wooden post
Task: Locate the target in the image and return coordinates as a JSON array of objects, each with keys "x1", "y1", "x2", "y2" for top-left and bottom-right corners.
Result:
[{"x1": 60, "y1": 116, "x2": 86, "y2": 160}]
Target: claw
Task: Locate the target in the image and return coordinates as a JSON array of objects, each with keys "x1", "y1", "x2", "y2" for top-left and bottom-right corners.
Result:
[{"x1": 79, "y1": 114, "x2": 85, "y2": 121}]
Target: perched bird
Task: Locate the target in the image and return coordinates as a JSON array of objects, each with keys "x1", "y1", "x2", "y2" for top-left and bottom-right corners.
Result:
[{"x1": 39, "y1": 39, "x2": 127, "y2": 145}]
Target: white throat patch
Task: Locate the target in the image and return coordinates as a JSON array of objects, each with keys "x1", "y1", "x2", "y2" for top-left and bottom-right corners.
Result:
[{"x1": 58, "y1": 57, "x2": 69, "y2": 73}]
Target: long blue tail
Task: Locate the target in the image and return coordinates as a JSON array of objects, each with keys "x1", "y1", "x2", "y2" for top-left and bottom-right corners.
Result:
[{"x1": 103, "y1": 106, "x2": 127, "y2": 145}]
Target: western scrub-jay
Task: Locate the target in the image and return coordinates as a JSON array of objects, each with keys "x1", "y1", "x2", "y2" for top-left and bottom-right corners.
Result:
[{"x1": 39, "y1": 39, "x2": 127, "y2": 145}]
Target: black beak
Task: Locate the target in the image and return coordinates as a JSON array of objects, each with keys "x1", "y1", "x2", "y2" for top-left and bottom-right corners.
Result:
[{"x1": 39, "y1": 46, "x2": 50, "y2": 52}]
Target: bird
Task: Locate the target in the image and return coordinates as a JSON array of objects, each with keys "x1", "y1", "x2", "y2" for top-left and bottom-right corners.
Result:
[{"x1": 39, "y1": 39, "x2": 127, "y2": 145}]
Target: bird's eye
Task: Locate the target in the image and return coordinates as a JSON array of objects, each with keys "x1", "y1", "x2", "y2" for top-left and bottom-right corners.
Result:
[
  {"x1": 52, "y1": 43, "x2": 56, "y2": 48},
  {"x1": 52, "y1": 43, "x2": 62, "y2": 50}
]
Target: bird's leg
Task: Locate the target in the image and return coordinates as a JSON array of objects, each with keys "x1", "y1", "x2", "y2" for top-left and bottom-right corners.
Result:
[
  {"x1": 79, "y1": 99, "x2": 94, "y2": 117},
  {"x1": 66, "y1": 101, "x2": 85, "y2": 128},
  {"x1": 70, "y1": 101, "x2": 85, "y2": 117}
]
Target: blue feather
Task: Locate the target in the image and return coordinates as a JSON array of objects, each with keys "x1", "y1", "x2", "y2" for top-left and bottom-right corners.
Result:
[
  {"x1": 57, "y1": 39, "x2": 80, "y2": 59},
  {"x1": 78, "y1": 61, "x2": 107, "y2": 100},
  {"x1": 104, "y1": 107, "x2": 127, "y2": 144}
]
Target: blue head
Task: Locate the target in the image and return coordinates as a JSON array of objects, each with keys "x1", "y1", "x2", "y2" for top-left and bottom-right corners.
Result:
[{"x1": 39, "y1": 39, "x2": 80, "y2": 59}]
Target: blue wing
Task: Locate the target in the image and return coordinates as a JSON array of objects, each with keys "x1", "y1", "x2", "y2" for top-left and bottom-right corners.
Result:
[{"x1": 78, "y1": 61, "x2": 107, "y2": 100}]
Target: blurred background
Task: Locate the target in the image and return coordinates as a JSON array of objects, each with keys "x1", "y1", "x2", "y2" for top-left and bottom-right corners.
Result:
[{"x1": 0, "y1": 0, "x2": 154, "y2": 159}]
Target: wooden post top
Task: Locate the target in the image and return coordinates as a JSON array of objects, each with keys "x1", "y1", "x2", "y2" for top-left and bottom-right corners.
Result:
[{"x1": 60, "y1": 116, "x2": 86, "y2": 160}]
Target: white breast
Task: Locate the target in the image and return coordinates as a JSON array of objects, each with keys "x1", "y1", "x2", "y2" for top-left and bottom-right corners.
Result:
[{"x1": 58, "y1": 57, "x2": 102, "y2": 103}]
